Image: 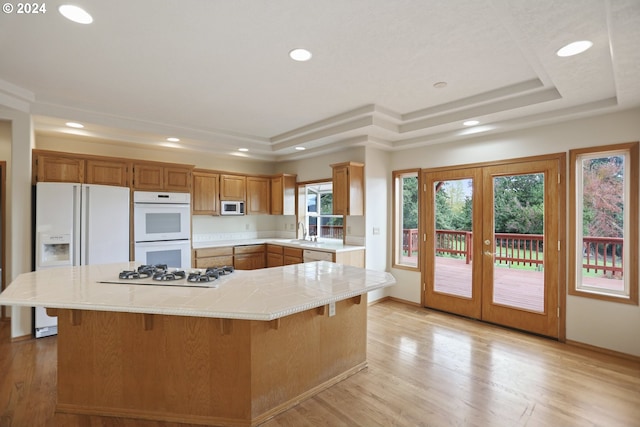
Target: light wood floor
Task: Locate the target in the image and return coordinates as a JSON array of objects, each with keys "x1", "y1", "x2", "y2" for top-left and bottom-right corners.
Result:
[{"x1": 1, "y1": 300, "x2": 639, "y2": 427}]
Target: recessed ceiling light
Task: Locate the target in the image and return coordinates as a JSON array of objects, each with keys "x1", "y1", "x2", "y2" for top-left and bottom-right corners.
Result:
[
  {"x1": 238, "y1": 148, "x2": 249, "y2": 152},
  {"x1": 463, "y1": 120, "x2": 480, "y2": 126},
  {"x1": 166, "y1": 137, "x2": 180, "y2": 142},
  {"x1": 295, "y1": 147, "x2": 306, "y2": 151},
  {"x1": 556, "y1": 40, "x2": 593, "y2": 57},
  {"x1": 289, "y1": 48, "x2": 312, "y2": 62},
  {"x1": 433, "y1": 81, "x2": 448, "y2": 89},
  {"x1": 65, "y1": 122, "x2": 84, "y2": 128},
  {"x1": 58, "y1": 5, "x2": 93, "y2": 24}
]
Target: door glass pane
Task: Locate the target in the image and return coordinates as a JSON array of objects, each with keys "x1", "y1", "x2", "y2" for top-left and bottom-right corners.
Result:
[
  {"x1": 492, "y1": 173, "x2": 545, "y2": 312},
  {"x1": 434, "y1": 179, "x2": 473, "y2": 298}
]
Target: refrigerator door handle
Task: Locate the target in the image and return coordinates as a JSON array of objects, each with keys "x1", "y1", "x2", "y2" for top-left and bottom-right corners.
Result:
[
  {"x1": 80, "y1": 185, "x2": 90, "y2": 265},
  {"x1": 73, "y1": 184, "x2": 82, "y2": 266}
]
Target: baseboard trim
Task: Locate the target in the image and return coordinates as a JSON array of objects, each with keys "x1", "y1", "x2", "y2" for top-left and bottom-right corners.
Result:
[{"x1": 565, "y1": 339, "x2": 640, "y2": 363}]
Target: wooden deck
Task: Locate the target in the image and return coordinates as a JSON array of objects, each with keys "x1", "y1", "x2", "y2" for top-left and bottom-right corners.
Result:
[{"x1": 408, "y1": 255, "x2": 625, "y2": 313}]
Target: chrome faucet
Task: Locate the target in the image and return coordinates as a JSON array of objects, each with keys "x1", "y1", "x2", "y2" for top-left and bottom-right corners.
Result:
[{"x1": 297, "y1": 221, "x2": 308, "y2": 240}]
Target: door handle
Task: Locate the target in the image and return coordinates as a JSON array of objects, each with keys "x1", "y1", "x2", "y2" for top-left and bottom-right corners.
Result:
[{"x1": 484, "y1": 251, "x2": 494, "y2": 256}]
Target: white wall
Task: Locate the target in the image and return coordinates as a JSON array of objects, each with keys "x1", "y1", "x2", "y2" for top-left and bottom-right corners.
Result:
[
  {"x1": 278, "y1": 147, "x2": 365, "y2": 182},
  {"x1": 364, "y1": 147, "x2": 391, "y2": 302},
  {"x1": 389, "y1": 107, "x2": 640, "y2": 357},
  {"x1": 0, "y1": 108, "x2": 35, "y2": 337}
]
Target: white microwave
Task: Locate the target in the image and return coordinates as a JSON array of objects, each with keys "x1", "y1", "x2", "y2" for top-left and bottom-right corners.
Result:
[{"x1": 221, "y1": 200, "x2": 245, "y2": 215}]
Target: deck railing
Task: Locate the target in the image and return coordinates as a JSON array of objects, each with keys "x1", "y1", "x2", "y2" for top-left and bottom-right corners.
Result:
[
  {"x1": 402, "y1": 229, "x2": 623, "y2": 274},
  {"x1": 309, "y1": 225, "x2": 344, "y2": 239}
]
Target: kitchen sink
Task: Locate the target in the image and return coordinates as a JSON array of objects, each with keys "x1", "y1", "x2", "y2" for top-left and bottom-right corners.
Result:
[{"x1": 285, "y1": 239, "x2": 320, "y2": 246}]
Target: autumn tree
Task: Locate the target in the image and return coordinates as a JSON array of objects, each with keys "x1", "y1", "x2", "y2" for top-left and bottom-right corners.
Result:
[{"x1": 582, "y1": 156, "x2": 624, "y2": 238}]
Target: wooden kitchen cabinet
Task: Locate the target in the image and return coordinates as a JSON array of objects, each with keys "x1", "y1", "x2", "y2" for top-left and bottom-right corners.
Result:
[
  {"x1": 246, "y1": 176, "x2": 270, "y2": 215},
  {"x1": 234, "y1": 245, "x2": 266, "y2": 270},
  {"x1": 194, "y1": 246, "x2": 233, "y2": 269},
  {"x1": 270, "y1": 174, "x2": 296, "y2": 215},
  {"x1": 86, "y1": 159, "x2": 130, "y2": 187},
  {"x1": 164, "y1": 167, "x2": 192, "y2": 192},
  {"x1": 34, "y1": 153, "x2": 85, "y2": 183},
  {"x1": 133, "y1": 163, "x2": 163, "y2": 190},
  {"x1": 283, "y1": 247, "x2": 303, "y2": 265},
  {"x1": 266, "y1": 244, "x2": 284, "y2": 267},
  {"x1": 133, "y1": 162, "x2": 192, "y2": 192},
  {"x1": 220, "y1": 174, "x2": 246, "y2": 201},
  {"x1": 331, "y1": 162, "x2": 364, "y2": 216},
  {"x1": 192, "y1": 170, "x2": 220, "y2": 215}
]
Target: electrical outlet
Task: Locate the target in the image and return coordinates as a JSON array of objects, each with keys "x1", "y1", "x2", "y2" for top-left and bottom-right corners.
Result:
[
  {"x1": 347, "y1": 226, "x2": 352, "y2": 234},
  {"x1": 245, "y1": 223, "x2": 249, "y2": 230},
  {"x1": 328, "y1": 302, "x2": 336, "y2": 317},
  {"x1": 373, "y1": 227, "x2": 380, "y2": 235}
]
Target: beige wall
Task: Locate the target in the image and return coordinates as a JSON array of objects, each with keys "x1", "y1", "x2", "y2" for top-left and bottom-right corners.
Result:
[
  {"x1": 36, "y1": 133, "x2": 276, "y2": 175},
  {"x1": 389, "y1": 107, "x2": 640, "y2": 357}
]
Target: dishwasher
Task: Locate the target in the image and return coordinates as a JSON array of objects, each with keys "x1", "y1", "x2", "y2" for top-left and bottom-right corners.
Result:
[{"x1": 303, "y1": 249, "x2": 334, "y2": 263}]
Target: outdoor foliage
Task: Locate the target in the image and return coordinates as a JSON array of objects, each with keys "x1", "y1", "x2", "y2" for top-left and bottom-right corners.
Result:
[
  {"x1": 402, "y1": 176, "x2": 419, "y2": 229},
  {"x1": 434, "y1": 175, "x2": 546, "y2": 235}
]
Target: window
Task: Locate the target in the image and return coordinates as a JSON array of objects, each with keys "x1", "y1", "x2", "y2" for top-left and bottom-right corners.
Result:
[
  {"x1": 569, "y1": 142, "x2": 638, "y2": 304},
  {"x1": 303, "y1": 182, "x2": 344, "y2": 241},
  {"x1": 393, "y1": 170, "x2": 419, "y2": 269}
]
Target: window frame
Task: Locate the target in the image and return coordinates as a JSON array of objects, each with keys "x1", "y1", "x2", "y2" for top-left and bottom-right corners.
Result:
[
  {"x1": 392, "y1": 169, "x2": 421, "y2": 271},
  {"x1": 568, "y1": 142, "x2": 638, "y2": 305}
]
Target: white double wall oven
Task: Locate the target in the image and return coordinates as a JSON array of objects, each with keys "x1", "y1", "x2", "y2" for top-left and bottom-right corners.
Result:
[{"x1": 134, "y1": 191, "x2": 191, "y2": 268}]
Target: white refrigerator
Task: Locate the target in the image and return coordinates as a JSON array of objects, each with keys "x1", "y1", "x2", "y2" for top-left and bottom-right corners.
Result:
[{"x1": 34, "y1": 182, "x2": 130, "y2": 338}]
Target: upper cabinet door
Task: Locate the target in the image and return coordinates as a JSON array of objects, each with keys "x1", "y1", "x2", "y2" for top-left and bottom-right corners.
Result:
[
  {"x1": 164, "y1": 167, "x2": 192, "y2": 192},
  {"x1": 270, "y1": 174, "x2": 296, "y2": 215},
  {"x1": 246, "y1": 176, "x2": 270, "y2": 215},
  {"x1": 35, "y1": 154, "x2": 85, "y2": 183},
  {"x1": 220, "y1": 174, "x2": 246, "y2": 200},
  {"x1": 331, "y1": 162, "x2": 364, "y2": 216},
  {"x1": 192, "y1": 171, "x2": 219, "y2": 215},
  {"x1": 133, "y1": 163, "x2": 164, "y2": 190},
  {"x1": 86, "y1": 160, "x2": 130, "y2": 187}
]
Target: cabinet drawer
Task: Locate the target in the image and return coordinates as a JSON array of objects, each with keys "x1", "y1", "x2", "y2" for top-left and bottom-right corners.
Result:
[
  {"x1": 195, "y1": 256, "x2": 233, "y2": 269},
  {"x1": 266, "y1": 244, "x2": 284, "y2": 254},
  {"x1": 234, "y1": 244, "x2": 265, "y2": 255},
  {"x1": 195, "y1": 246, "x2": 233, "y2": 258},
  {"x1": 283, "y1": 247, "x2": 303, "y2": 258}
]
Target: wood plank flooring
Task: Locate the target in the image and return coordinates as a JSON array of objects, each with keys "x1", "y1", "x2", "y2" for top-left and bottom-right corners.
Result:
[{"x1": 1, "y1": 300, "x2": 639, "y2": 427}]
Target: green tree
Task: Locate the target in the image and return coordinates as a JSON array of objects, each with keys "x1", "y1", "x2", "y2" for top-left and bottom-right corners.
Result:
[
  {"x1": 402, "y1": 176, "x2": 419, "y2": 229},
  {"x1": 435, "y1": 186, "x2": 454, "y2": 230},
  {"x1": 494, "y1": 174, "x2": 544, "y2": 234}
]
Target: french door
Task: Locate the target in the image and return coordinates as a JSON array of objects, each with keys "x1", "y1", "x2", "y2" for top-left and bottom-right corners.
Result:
[{"x1": 422, "y1": 157, "x2": 562, "y2": 337}]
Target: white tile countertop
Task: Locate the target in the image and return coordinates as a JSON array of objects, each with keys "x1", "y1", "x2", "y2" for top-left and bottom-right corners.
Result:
[
  {"x1": 192, "y1": 238, "x2": 365, "y2": 253},
  {"x1": 0, "y1": 262, "x2": 395, "y2": 321}
]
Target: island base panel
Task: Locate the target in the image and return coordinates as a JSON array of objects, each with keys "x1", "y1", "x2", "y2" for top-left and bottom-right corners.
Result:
[{"x1": 55, "y1": 296, "x2": 368, "y2": 426}]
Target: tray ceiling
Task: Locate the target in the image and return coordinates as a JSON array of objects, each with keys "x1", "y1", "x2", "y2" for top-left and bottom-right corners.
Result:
[{"x1": 0, "y1": 0, "x2": 638, "y2": 160}]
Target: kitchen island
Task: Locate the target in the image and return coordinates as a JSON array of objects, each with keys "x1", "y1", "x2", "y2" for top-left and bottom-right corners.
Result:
[{"x1": 0, "y1": 261, "x2": 395, "y2": 426}]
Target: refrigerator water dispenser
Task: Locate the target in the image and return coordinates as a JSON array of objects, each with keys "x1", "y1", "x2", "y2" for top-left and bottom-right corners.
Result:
[{"x1": 38, "y1": 233, "x2": 72, "y2": 267}]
